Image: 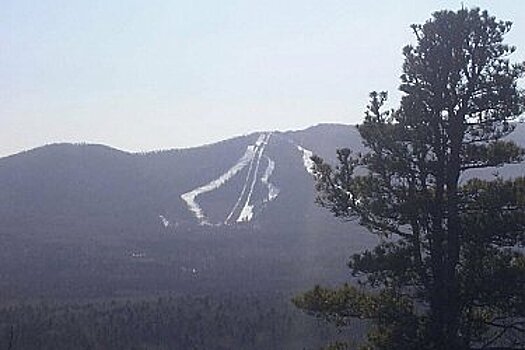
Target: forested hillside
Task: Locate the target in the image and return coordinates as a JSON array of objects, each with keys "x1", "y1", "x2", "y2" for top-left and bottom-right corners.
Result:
[{"x1": 0, "y1": 124, "x2": 377, "y2": 301}]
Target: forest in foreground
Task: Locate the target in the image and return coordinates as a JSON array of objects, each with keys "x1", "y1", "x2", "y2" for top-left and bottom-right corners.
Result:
[{"x1": 0, "y1": 294, "x2": 367, "y2": 350}]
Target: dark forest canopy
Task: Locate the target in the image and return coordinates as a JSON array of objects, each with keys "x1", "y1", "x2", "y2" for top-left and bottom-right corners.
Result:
[
  {"x1": 295, "y1": 7, "x2": 525, "y2": 350},
  {"x1": 0, "y1": 294, "x2": 367, "y2": 350}
]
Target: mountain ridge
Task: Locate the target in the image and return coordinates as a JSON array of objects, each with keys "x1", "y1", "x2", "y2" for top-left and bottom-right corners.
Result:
[
  {"x1": 0, "y1": 122, "x2": 523, "y2": 301},
  {"x1": 1, "y1": 123, "x2": 357, "y2": 160}
]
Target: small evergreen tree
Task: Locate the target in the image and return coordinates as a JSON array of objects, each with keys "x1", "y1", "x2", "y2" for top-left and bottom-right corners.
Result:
[{"x1": 294, "y1": 8, "x2": 525, "y2": 350}]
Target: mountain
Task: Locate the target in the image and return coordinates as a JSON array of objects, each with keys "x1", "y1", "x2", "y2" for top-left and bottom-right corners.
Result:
[{"x1": 0, "y1": 123, "x2": 523, "y2": 301}]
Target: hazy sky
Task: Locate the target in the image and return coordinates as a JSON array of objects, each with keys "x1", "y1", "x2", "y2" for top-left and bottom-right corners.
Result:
[{"x1": 2, "y1": 1, "x2": 525, "y2": 156}]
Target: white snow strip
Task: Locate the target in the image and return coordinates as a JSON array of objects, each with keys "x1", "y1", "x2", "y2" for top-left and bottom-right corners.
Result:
[
  {"x1": 159, "y1": 215, "x2": 170, "y2": 228},
  {"x1": 181, "y1": 139, "x2": 259, "y2": 224},
  {"x1": 261, "y1": 156, "x2": 279, "y2": 202},
  {"x1": 237, "y1": 133, "x2": 271, "y2": 222},
  {"x1": 225, "y1": 133, "x2": 267, "y2": 223},
  {"x1": 297, "y1": 145, "x2": 315, "y2": 174}
]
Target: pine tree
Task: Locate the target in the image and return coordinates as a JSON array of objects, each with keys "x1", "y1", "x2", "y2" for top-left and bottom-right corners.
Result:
[{"x1": 294, "y1": 8, "x2": 525, "y2": 350}]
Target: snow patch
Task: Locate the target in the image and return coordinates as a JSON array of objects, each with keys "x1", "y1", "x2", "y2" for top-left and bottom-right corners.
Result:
[
  {"x1": 159, "y1": 215, "x2": 170, "y2": 228},
  {"x1": 297, "y1": 145, "x2": 315, "y2": 174},
  {"x1": 261, "y1": 156, "x2": 279, "y2": 202}
]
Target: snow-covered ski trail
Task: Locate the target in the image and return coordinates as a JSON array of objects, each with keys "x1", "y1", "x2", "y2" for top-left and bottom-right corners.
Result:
[
  {"x1": 224, "y1": 134, "x2": 266, "y2": 223},
  {"x1": 225, "y1": 133, "x2": 270, "y2": 223},
  {"x1": 182, "y1": 132, "x2": 279, "y2": 225},
  {"x1": 237, "y1": 133, "x2": 271, "y2": 222},
  {"x1": 180, "y1": 137, "x2": 260, "y2": 225}
]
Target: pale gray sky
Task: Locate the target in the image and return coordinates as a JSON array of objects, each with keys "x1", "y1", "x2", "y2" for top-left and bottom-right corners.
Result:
[{"x1": 2, "y1": 0, "x2": 524, "y2": 156}]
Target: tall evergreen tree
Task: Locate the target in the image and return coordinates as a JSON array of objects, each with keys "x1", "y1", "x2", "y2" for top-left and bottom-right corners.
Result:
[{"x1": 294, "y1": 8, "x2": 525, "y2": 350}]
